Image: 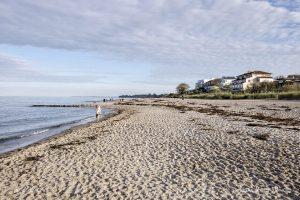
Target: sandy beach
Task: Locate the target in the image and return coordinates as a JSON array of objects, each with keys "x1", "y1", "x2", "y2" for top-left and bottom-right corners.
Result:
[{"x1": 0, "y1": 99, "x2": 299, "y2": 199}]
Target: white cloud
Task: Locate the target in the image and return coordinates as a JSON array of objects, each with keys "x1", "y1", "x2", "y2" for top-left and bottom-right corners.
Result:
[
  {"x1": 0, "y1": 0, "x2": 299, "y2": 80},
  {"x1": 0, "y1": 53, "x2": 38, "y2": 81},
  {"x1": 0, "y1": 53, "x2": 108, "y2": 82}
]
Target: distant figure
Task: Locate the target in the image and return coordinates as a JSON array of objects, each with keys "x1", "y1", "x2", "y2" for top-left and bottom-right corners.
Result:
[
  {"x1": 96, "y1": 105, "x2": 101, "y2": 118},
  {"x1": 182, "y1": 95, "x2": 184, "y2": 100},
  {"x1": 103, "y1": 99, "x2": 106, "y2": 102}
]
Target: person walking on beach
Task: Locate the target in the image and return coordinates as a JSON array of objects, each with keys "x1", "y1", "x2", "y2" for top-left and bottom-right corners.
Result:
[{"x1": 95, "y1": 105, "x2": 101, "y2": 119}]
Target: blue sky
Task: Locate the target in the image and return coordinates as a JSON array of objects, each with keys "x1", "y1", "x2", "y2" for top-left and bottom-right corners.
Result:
[{"x1": 0, "y1": 0, "x2": 299, "y2": 96}]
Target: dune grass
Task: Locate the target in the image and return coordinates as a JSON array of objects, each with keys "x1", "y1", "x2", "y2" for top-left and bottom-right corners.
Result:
[{"x1": 167, "y1": 91, "x2": 300, "y2": 100}]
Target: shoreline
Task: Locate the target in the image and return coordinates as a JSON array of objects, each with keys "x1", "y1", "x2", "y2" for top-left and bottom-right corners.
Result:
[
  {"x1": 0, "y1": 107, "x2": 121, "y2": 158},
  {"x1": 0, "y1": 99, "x2": 299, "y2": 199}
]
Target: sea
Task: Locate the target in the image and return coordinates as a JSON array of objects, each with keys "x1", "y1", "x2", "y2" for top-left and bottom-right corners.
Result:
[{"x1": 0, "y1": 96, "x2": 113, "y2": 154}]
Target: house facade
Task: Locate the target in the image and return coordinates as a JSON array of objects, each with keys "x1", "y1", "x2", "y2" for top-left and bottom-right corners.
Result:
[
  {"x1": 287, "y1": 75, "x2": 300, "y2": 86},
  {"x1": 232, "y1": 71, "x2": 273, "y2": 92},
  {"x1": 203, "y1": 78, "x2": 222, "y2": 92},
  {"x1": 275, "y1": 74, "x2": 300, "y2": 87},
  {"x1": 195, "y1": 78, "x2": 214, "y2": 91},
  {"x1": 220, "y1": 76, "x2": 236, "y2": 88}
]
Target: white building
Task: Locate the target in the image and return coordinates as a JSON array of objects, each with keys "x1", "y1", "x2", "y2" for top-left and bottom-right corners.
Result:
[
  {"x1": 220, "y1": 76, "x2": 236, "y2": 88},
  {"x1": 203, "y1": 78, "x2": 222, "y2": 92},
  {"x1": 275, "y1": 74, "x2": 300, "y2": 87},
  {"x1": 232, "y1": 71, "x2": 273, "y2": 92},
  {"x1": 195, "y1": 78, "x2": 214, "y2": 90}
]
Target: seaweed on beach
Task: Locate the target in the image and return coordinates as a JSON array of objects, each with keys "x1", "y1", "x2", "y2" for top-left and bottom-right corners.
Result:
[
  {"x1": 153, "y1": 99, "x2": 165, "y2": 103},
  {"x1": 246, "y1": 123, "x2": 283, "y2": 129},
  {"x1": 49, "y1": 141, "x2": 85, "y2": 150},
  {"x1": 24, "y1": 155, "x2": 43, "y2": 162},
  {"x1": 120, "y1": 100, "x2": 300, "y2": 127},
  {"x1": 202, "y1": 128, "x2": 214, "y2": 131},
  {"x1": 86, "y1": 136, "x2": 97, "y2": 141},
  {"x1": 110, "y1": 113, "x2": 133, "y2": 124},
  {"x1": 286, "y1": 127, "x2": 300, "y2": 131},
  {"x1": 246, "y1": 123, "x2": 266, "y2": 127},
  {"x1": 187, "y1": 102, "x2": 196, "y2": 105},
  {"x1": 227, "y1": 130, "x2": 239, "y2": 134},
  {"x1": 182, "y1": 103, "x2": 299, "y2": 126},
  {"x1": 252, "y1": 133, "x2": 270, "y2": 141}
]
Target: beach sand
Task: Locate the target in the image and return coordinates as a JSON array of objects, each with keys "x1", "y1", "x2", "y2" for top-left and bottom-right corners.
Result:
[{"x1": 0, "y1": 99, "x2": 299, "y2": 199}]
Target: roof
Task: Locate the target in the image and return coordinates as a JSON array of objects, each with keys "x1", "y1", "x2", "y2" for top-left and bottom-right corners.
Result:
[
  {"x1": 222, "y1": 76, "x2": 236, "y2": 79},
  {"x1": 204, "y1": 78, "x2": 222, "y2": 85},
  {"x1": 287, "y1": 74, "x2": 300, "y2": 80},
  {"x1": 238, "y1": 70, "x2": 272, "y2": 77},
  {"x1": 275, "y1": 74, "x2": 300, "y2": 81}
]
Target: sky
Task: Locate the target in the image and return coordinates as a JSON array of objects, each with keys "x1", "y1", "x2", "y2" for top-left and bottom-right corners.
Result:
[{"x1": 0, "y1": 0, "x2": 299, "y2": 96}]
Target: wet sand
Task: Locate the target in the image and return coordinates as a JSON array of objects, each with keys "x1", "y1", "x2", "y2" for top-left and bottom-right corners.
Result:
[{"x1": 0, "y1": 99, "x2": 299, "y2": 199}]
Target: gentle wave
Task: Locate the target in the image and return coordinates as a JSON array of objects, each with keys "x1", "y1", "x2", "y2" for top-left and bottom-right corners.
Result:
[
  {"x1": 0, "y1": 116, "x2": 94, "y2": 143},
  {"x1": 32, "y1": 129, "x2": 50, "y2": 135},
  {"x1": 0, "y1": 129, "x2": 50, "y2": 143},
  {"x1": 0, "y1": 116, "x2": 57, "y2": 127}
]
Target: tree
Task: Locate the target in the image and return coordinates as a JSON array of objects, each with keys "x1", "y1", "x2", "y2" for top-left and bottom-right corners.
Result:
[
  {"x1": 221, "y1": 84, "x2": 232, "y2": 92},
  {"x1": 280, "y1": 84, "x2": 300, "y2": 92},
  {"x1": 176, "y1": 83, "x2": 190, "y2": 94},
  {"x1": 246, "y1": 82, "x2": 277, "y2": 93},
  {"x1": 209, "y1": 86, "x2": 221, "y2": 93}
]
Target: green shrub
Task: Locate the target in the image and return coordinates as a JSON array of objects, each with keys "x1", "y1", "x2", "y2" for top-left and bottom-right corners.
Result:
[
  {"x1": 231, "y1": 94, "x2": 248, "y2": 99},
  {"x1": 171, "y1": 91, "x2": 300, "y2": 100},
  {"x1": 279, "y1": 84, "x2": 300, "y2": 92},
  {"x1": 252, "y1": 93, "x2": 277, "y2": 99},
  {"x1": 278, "y1": 92, "x2": 300, "y2": 100}
]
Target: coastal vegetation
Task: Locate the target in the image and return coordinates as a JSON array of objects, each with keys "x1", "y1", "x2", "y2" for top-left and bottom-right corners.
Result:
[
  {"x1": 167, "y1": 91, "x2": 300, "y2": 100},
  {"x1": 167, "y1": 83, "x2": 300, "y2": 100},
  {"x1": 119, "y1": 79, "x2": 300, "y2": 100}
]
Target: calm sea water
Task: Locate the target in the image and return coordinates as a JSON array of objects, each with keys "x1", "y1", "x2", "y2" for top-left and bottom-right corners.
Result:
[{"x1": 0, "y1": 96, "x2": 112, "y2": 154}]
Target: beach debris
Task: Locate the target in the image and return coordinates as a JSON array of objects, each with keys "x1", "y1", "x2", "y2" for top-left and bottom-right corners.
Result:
[
  {"x1": 49, "y1": 141, "x2": 85, "y2": 150},
  {"x1": 246, "y1": 123, "x2": 282, "y2": 129},
  {"x1": 86, "y1": 136, "x2": 97, "y2": 141},
  {"x1": 24, "y1": 155, "x2": 43, "y2": 162},
  {"x1": 252, "y1": 133, "x2": 270, "y2": 141},
  {"x1": 227, "y1": 130, "x2": 239, "y2": 135},
  {"x1": 120, "y1": 100, "x2": 300, "y2": 127}
]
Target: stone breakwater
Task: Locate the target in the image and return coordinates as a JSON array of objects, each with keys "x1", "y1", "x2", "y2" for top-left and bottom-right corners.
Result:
[
  {"x1": 0, "y1": 99, "x2": 299, "y2": 199},
  {"x1": 31, "y1": 104, "x2": 93, "y2": 107}
]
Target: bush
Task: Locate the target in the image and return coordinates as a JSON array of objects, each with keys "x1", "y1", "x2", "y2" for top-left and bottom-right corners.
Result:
[
  {"x1": 168, "y1": 91, "x2": 300, "y2": 100},
  {"x1": 252, "y1": 93, "x2": 277, "y2": 99},
  {"x1": 278, "y1": 92, "x2": 300, "y2": 100},
  {"x1": 221, "y1": 85, "x2": 232, "y2": 92},
  {"x1": 231, "y1": 94, "x2": 248, "y2": 99},
  {"x1": 246, "y1": 82, "x2": 277, "y2": 93},
  {"x1": 209, "y1": 86, "x2": 221, "y2": 93},
  {"x1": 165, "y1": 93, "x2": 179, "y2": 98},
  {"x1": 279, "y1": 84, "x2": 300, "y2": 92},
  {"x1": 219, "y1": 93, "x2": 232, "y2": 99}
]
